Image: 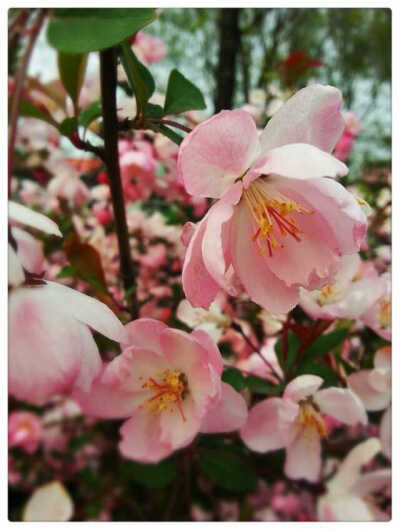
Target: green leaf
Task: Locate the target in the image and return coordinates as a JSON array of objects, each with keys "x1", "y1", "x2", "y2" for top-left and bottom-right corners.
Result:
[
  {"x1": 222, "y1": 367, "x2": 246, "y2": 391},
  {"x1": 57, "y1": 51, "x2": 88, "y2": 106},
  {"x1": 245, "y1": 375, "x2": 283, "y2": 395},
  {"x1": 301, "y1": 328, "x2": 348, "y2": 364},
  {"x1": 150, "y1": 123, "x2": 183, "y2": 145},
  {"x1": 78, "y1": 100, "x2": 102, "y2": 128},
  {"x1": 297, "y1": 361, "x2": 338, "y2": 387},
  {"x1": 14, "y1": 98, "x2": 59, "y2": 128},
  {"x1": 56, "y1": 265, "x2": 77, "y2": 279},
  {"x1": 121, "y1": 459, "x2": 177, "y2": 489},
  {"x1": 58, "y1": 117, "x2": 78, "y2": 136},
  {"x1": 120, "y1": 40, "x2": 155, "y2": 110},
  {"x1": 275, "y1": 331, "x2": 300, "y2": 371},
  {"x1": 145, "y1": 102, "x2": 164, "y2": 119},
  {"x1": 164, "y1": 68, "x2": 206, "y2": 115},
  {"x1": 197, "y1": 449, "x2": 257, "y2": 492},
  {"x1": 47, "y1": 8, "x2": 156, "y2": 53}
]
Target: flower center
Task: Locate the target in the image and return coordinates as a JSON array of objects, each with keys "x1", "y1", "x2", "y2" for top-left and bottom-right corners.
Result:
[
  {"x1": 297, "y1": 400, "x2": 327, "y2": 438},
  {"x1": 243, "y1": 179, "x2": 313, "y2": 257},
  {"x1": 141, "y1": 369, "x2": 188, "y2": 421},
  {"x1": 379, "y1": 298, "x2": 391, "y2": 329}
]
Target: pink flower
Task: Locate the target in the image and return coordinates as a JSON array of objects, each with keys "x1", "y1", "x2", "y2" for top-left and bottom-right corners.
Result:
[
  {"x1": 133, "y1": 32, "x2": 167, "y2": 64},
  {"x1": 360, "y1": 273, "x2": 391, "y2": 340},
  {"x1": 179, "y1": 85, "x2": 367, "y2": 314},
  {"x1": 317, "y1": 438, "x2": 390, "y2": 521},
  {"x1": 8, "y1": 203, "x2": 127, "y2": 404},
  {"x1": 76, "y1": 319, "x2": 248, "y2": 463},
  {"x1": 240, "y1": 374, "x2": 367, "y2": 482},
  {"x1": 333, "y1": 131, "x2": 355, "y2": 162},
  {"x1": 348, "y1": 346, "x2": 391, "y2": 411},
  {"x1": 299, "y1": 254, "x2": 387, "y2": 320},
  {"x1": 8, "y1": 411, "x2": 42, "y2": 454}
]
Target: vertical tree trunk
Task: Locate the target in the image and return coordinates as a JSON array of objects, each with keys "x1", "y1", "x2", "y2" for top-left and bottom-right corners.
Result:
[{"x1": 214, "y1": 8, "x2": 241, "y2": 112}]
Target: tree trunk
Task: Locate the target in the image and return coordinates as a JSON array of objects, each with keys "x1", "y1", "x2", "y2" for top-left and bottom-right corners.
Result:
[{"x1": 214, "y1": 8, "x2": 241, "y2": 112}]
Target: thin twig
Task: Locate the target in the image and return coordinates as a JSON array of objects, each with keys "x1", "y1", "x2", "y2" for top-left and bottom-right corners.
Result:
[
  {"x1": 8, "y1": 8, "x2": 47, "y2": 196},
  {"x1": 100, "y1": 47, "x2": 138, "y2": 318}
]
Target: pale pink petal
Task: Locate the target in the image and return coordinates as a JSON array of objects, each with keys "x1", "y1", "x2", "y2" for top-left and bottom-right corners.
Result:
[
  {"x1": 240, "y1": 398, "x2": 298, "y2": 452},
  {"x1": 119, "y1": 410, "x2": 171, "y2": 463},
  {"x1": 374, "y1": 346, "x2": 391, "y2": 371},
  {"x1": 347, "y1": 371, "x2": 390, "y2": 411},
  {"x1": 182, "y1": 214, "x2": 220, "y2": 309},
  {"x1": 201, "y1": 382, "x2": 247, "y2": 433},
  {"x1": 201, "y1": 199, "x2": 236, "y2": 295},
  {"x1": 23, "y1": 482, "x2": 73, "y2": 521},
  {"x1": 12, "y1": 227, "x2": 44, "y2": 274},
  {"x1": 42, "y1": 281, "x2": 127, "y2": 343},
  {"x1": 283, "y1": 375, "x2": 323, "y2": 403},
  {"x1": 284, "y1": 426, "x2": 321, "y2": 482},
  {"x1": 275, "y1": 176, "x2": 367, "y2": 257},
  {"x1": 178, "y1": 109, "x2": 259, "y2": 198},
  {"x1": 159, "y1": 396, "x2": 201, "y2": 448},
  {"x1": 230, "y1": 202, "x2": 299, "y2": 313},
  {"x1": 8, "y1": 243, "x2": 25, "y2": 287},
  {"x1": 260, "y1": 84, "x2": 344, "y2": 153},
  {"x1": 327, "y1": 438, "x2": 381, "y2": 495},
  {"x1": 244, "y1": 143, "x2": 348, "y2": 188},
  {"x1": 191, "y1": 329, "x2": 224, "y2": 376},
  {"x1": 9, "y1": 287, "x2": 101, "y2": 404},
  {"x1": 9, "y1": 200, "x2": 62, "y2": 237},
  {"x1": 123, "y1": 318, "x2": 168, "y2": 353},
  {"x1": 318, "y1": 496, "x2": 375, "y2": 522},
  {"x1": 314, "y1": 387, "x2": 367, "y2": 425},
  {"x1": 352, "y1": 469, "x2": 391, "y2": 498}
]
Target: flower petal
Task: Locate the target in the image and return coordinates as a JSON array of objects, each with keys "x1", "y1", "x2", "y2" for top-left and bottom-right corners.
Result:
[
  {"x1": 283, "y1": 375, "x2": 323, "y2": 403},
  {"x1": 347, "y1": 371, "x2": 390, "y2": 412},
  {"x1": 42, "y1": 281, "x2": 127, "y2": 343},
  {"x1": 9, "y1": 200, "x2": 62, "y2": 237},
  {"x1": 244, "y1": 143, "x2": 347, "y2": 188},
  {"x1": 23, "y1": 482, "x2": 73, "y2": 522},
  {"x1": 11, "y1": 226, "x2": 44, "y2": 274},
  {"x1": 240, "y1": 397, "x2": 298, "y2": 452},
  {"x1": 8, "y1": 243, "x2": 25, "y2": 287},
  {"x1": 284, "y1": 426, "x2": 322, "y2": 482},
  {"x1": 119, "y1": 410, "x2": 171, "y2": 463},
  {"x1": 123, "y1": 318, "x2": 168, "y2": 353},
  {"x1": 178, "y1": 109, "x2": 259, "y2": 198},
  {"x1": 259, "y1": 84, "x2": 344, "y2": 153},
  {"x1": 182, "y1": 214, "x2": 220, "y2": 309},
  {"x1": 314, "y1": 387, "x2": 367, "y2": 425},
  {"x1": 201, "y1": 382, "x2": 248, "y2": 433},
  {"x1": 230, "y1": 202, "x2": 299, "y2": 313}
]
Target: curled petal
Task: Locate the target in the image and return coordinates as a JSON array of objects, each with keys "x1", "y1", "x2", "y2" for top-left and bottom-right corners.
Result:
[
  {"x1": 283, "y1": 375, "x2": 323, "y2": 403},
  {"x1": 260, "y1": 84, "x2": 344, "y2": 153},
  {"x1": 9, "y1": 200, "x2": 62, "y2": 237},
  {"x1": 314, "y1": 387, "x2": 367, "y2": 425},
  {"x1": 178, "y1": 109, "x2": 259, "y2": 198},
  {"x1": 201, "y1": 382, "x2": 248, "y2": 433}
]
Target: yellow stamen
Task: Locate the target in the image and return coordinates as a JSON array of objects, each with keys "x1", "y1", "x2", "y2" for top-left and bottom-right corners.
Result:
[
  {"x1": 297, "y1": 400, "x2": 327, "y2": 438},
  {"x1": 379, "y1": 299, "x2": 391, "y2": 329},
  {"x1": 243, "y1": 179, "x2": 313, "y2": 258},
  {"x1": 142, "y1": 369, "x2": 188, "y2": 421}
]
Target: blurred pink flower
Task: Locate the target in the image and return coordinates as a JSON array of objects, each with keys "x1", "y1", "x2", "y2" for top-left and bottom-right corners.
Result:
[
  {"x1": 179, "y1": 85, "x2": 367, "y2": 314},
  {"x1": 241, "y1": 375, "x2": 367, "y2": 482},
  {"x1": 360, "y1": 273, "x2": 391, "y2": 340},
  {"x1": 9, "y1": 411, "x2": 42, "y2": 454},
  {"x1": 76, "y1": 319, "x2": 247, "y2": 462},
  {"x1": 133, "y1": 32, "x2": 167, "y2": 64}
]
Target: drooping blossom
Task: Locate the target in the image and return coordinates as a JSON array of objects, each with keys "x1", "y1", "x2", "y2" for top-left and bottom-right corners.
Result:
[
  {"x1": 360, "y1": 273, "x2": 391, "y2": 340},
  {"x1": 23, "y1": 482, "x2": 74, "y2": 522},
  {"x1": 348, "y1": 345, "x2": 391, "y2": 413},
  {"x1": 8, "y1": 411, "x2": 42, "y2": 454},
  {"x1": 179, "y1": 85, "x2": 367, "y2": 314},
  {"x1": 299, "y1": 253, "x2": 387, "y2": 320},
  {"x1": 317, "y1": 438, "x2": 391, "y2": 521},
  {"x1": 76, "y1": 319, "x2": 248, "y2": 463},
  {"x1": 177, "y1": 297, "x2": 231, "y2": 342},
  {"x1": 8, "y1": 202, "x2": 127, "y2": 404},
  {"x1": 240, "y1": 375, "x2": 367, "y2": 482},
  {"x1": 333, "y1": 111, "x2": 361, "y2": 162}
]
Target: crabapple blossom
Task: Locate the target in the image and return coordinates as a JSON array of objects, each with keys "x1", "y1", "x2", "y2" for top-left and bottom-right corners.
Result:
[
  {"x1": 8, "y1": 411, "x2": 42, "y2": 454},
  {"x1": 133, "y1": 32, "x2": 167, "y2": 64},
  {"x1": 240, "y1": 375, "x2": 367, "y2": 482},
  {"x1": 76, "y1": 319, "x2": 248, "y2": 463},
  {"x1": 177, "y1": 297, "x2": 232, "y2": 342},
  {"x1": 299, "y1": 253, "x2": 387, "y2": 320},
  {"x1": 8, "y1": 202, "x2": 127, "y2": 404},
  {"x1": 179, "y1": 85, "x2": 367, "y2": 314},
  {"x1": 348, "y1": 346, "x2": 391, "y2": 411},
  {"x1": 317, "y1": 438, "x2": 390, "y2": 521}
]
